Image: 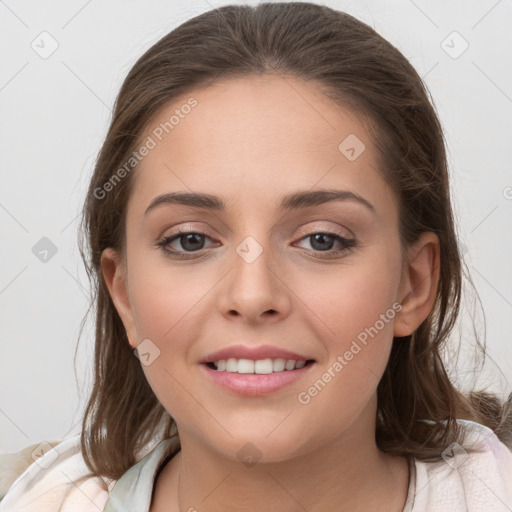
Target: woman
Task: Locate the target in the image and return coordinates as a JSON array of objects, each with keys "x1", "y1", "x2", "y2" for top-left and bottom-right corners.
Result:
[{"x1": 2, "y1": 3, "x2": 511, "y2": 511}]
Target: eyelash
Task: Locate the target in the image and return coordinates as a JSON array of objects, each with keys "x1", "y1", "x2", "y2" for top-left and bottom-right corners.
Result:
[{"x1": 156, "y1": 227, "x2": 357, "y2": 260}]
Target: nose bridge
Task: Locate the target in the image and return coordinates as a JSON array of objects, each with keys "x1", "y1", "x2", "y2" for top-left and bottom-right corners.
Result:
[
  {"x1": 233, "y1": 230, "x2": 278, "y2": 294},
  {"x1": 218, "y1": 228, "x2": 291, "y2": 320},
  {"x1": 228, "y1": 211, "x2": 275, "y2": 269}
]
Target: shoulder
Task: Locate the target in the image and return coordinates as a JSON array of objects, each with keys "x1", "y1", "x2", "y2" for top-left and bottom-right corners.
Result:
[
  {"x1": 411, "y1": 420, "x2": 512, "y2": 512},
  {"x1": 0, "y1": 435, "x2": 114, "y2": 512}
]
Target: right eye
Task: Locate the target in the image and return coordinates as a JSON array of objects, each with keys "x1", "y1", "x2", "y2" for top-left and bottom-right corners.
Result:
[{"x1": 156, "y1": 228, "x2": 217, "y2": 258}]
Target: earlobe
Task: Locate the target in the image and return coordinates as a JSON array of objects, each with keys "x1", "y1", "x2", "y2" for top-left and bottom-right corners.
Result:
[
  {"x1": 100, "y1": 247, "x2": 137, "y2": 348},
  {"x1": 393, "y1": 232, "x2": 440, "y2": 337}
]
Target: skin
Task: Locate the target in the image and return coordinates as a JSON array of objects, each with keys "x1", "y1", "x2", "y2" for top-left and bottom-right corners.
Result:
[{"x1": 101, "y1": 74, "x2": 440, "y2": 512}]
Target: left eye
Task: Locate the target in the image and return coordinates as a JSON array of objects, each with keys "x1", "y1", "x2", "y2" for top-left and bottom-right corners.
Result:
[{"x1": 295, "y1": 232, "x2": 356, "y2": 255}]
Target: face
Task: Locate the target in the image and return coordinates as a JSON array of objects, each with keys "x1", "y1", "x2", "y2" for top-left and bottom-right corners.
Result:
[{"x1": 102, "y1": 74, "x2": 435, "y2": 463}]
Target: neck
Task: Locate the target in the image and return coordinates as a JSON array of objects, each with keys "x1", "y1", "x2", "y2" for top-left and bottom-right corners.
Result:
[{"x1": 153, "y1": 397, "x2": 410, "y2": 512}]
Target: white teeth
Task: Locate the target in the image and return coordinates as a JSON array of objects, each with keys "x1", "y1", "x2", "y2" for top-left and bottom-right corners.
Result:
[
  {"x1": 237, "y1": 359, "x2": 255, "y2": 374},
  {"x1": 285, "y1": 359, "x2": 296, "y2": 371},
  {"x1": 211, "y1": 357, "x2": 310, "y2": 373},
  {"x1": 272, "y1": 358, "x2": 286, "y2": 372},
  {"x1": 226, "y1": 358, "x2": 239, "y2": 372}
]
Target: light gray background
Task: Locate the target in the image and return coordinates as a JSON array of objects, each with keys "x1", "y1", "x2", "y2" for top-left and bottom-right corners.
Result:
[{"x1": 1, "y1": 0, "x2": 511, "y2": 453}]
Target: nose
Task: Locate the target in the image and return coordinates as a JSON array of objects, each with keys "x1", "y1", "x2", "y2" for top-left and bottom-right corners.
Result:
[{"x1": 217, "y1": 239, "x2": 292, "y2": 325}]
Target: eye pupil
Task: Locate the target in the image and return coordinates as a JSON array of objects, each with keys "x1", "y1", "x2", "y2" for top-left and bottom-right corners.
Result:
[
  {"x1": 181, "y1": 233, "x2": 205, "y2": 251},
  {"x1": 310, "y1": 233, "x2": 334, "y2": 251}
]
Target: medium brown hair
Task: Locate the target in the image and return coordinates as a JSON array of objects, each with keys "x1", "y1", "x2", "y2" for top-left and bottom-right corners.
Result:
[{"x1": 77, "y1": 2, "x2": 512, "y2": 481}]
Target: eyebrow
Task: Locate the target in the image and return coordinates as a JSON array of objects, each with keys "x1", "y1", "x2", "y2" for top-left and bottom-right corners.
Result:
[{"x1": 144, "y1": 189, "x2": 376, "y2": 216}]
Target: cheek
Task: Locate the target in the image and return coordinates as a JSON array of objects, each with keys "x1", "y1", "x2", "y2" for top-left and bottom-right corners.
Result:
[
  {"x1": 289, "y1": 255, "x2": 400, "y2": 417},
  {"x1": 127, "y1": 249, "x2": 210, "y2": 344},
  {"x1": 294, "y1": 256, "x2": 399, "y2": 352},
  {"x1": 125, "y1": 261, "x2": 206, "y2": 424},
  {"x1": 124, "y1": 250, "x2": 218, "y2": 412}
]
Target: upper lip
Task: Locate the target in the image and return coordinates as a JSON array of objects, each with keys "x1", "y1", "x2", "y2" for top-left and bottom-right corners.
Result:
[{"x1": 199, "y1": 344, "x2": 315, "y2": 363}]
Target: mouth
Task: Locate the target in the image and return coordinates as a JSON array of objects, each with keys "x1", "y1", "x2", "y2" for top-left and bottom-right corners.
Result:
[
  {"x1": 200, "y1": 357, "x2": 317, "y2": 397},
  {"x1": 203, "y1": 358, "x2": 316, "y2": 373}
]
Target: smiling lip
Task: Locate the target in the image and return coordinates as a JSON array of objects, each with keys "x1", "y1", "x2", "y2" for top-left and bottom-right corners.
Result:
[
  {"x1": 198, "y1": 344, "x2": 316, "y2": 397},
  {"x1": 199, "y1": 360, "x2": 316, "y2": 397},
  {"x1": 199, "y1": 344, "x2": 314, "y2": 364}
]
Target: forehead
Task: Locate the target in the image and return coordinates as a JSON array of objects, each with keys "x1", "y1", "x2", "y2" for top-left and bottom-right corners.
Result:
[{"x1": 127, "y1": 74, "x2": 396, "y2": 219}]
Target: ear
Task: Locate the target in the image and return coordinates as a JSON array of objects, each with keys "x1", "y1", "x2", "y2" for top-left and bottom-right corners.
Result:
[
  {"x1": 393, "y1": 232, "x2": 441, "y2": 337},
  {"x1": 100, "y1": 247, "x2": 137, "y2": 348}
]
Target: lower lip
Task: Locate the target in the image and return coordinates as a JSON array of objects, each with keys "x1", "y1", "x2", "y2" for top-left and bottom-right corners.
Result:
[{"x1": 199, "y1": 361, "x2": 316, "y2": 397}]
